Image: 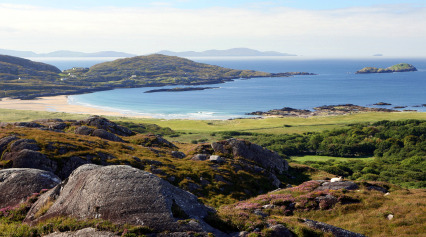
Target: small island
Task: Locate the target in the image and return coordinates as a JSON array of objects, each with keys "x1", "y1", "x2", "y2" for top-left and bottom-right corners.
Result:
[
  {"x1": 144, "y1": 87, "x2": 219, "y2": 93},
  {"x1": 356, "y1": 63, "x2": 417, "y2": 74},
  {"x1": 374, "y1": 102, "x2": 392, "y2": 105}
]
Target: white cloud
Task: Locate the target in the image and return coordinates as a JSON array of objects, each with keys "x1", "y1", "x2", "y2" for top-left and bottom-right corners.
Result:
[{"x1": 0, "y1": 3, "x2": 425, "y2": 57}]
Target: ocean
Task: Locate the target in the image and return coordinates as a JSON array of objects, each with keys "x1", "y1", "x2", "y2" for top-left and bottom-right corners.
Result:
[{"x1": 34, "y1": 57, "x2": 426, "y2": 119}]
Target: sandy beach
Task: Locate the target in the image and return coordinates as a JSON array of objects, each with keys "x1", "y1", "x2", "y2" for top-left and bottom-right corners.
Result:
[{"x1": 0, "y1": 95, "x2": 144, "y2": 117}]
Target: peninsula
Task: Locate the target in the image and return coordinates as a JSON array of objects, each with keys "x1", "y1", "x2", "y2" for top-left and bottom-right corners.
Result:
[
  {"x1": 0, "y1": 54, "x2": 314, "y2": 100},
  {"x1": 356, "y1": 63, "x2": 417, "y2": 74}
]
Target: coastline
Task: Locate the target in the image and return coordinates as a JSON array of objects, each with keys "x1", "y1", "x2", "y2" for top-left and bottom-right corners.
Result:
[{"x1": 0, "y1": 95, "x2": 151, "y2": 118}]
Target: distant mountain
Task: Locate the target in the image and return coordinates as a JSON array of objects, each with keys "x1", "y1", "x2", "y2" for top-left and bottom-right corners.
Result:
[
  {"x1": 0, "y1": 48, "x2": 136, "y2": 58},
  {"x1": 0, "y1": 54, "x2": 61, "y2": 81},
  {"x1": 157, "y1": 48, "x2": 297, "y2": 57}
]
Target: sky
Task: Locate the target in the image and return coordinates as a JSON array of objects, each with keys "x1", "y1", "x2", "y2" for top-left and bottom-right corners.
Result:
[{"x1": 1, "y1": 0, "x2": 425, "y2": 57}]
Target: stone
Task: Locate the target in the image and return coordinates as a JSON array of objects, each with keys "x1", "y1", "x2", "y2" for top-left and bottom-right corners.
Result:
[
  {"x1": 269, "y1": 173, "x2": 281, "y2": 188},
  {"x1": 0, "y1": 135, "x2": 19, "y2": 155},
  {"x1": 57, "y1": 156, "x2": 91, "y2": 179},
  {"x1": 25, "y1": 165, "x2": 224, "y2": 236},
  {"x1": 253, "y1": 209, "x2": 268, "y2": 218},
  {"x1": 91, "y1": 129, "x2": 124, "y2": 142},
  {"x1": 191, "y1": 154, "x2": 209, "y2": 161},
  {"x1": 211, "y1": 139, "x2": 288, "y2": 174},
  {"x1": 3, "y1": 149, "x2": 57, "y2": 173},
  {"x1": 209, "y1": 155, "x2": 225, "y2": 163},
  {"x1": 315, "y1": 194, "x2": 338, "y2": 210},
  {"x1": 171, "y1": 151, "x2": 186, "y2": 159},
  {"x1": 74, "y1": 126, "x2": 94, "y2": 135},
  {"x1": 262, "y1": 204, "x2": 275, "y2": 209},
  {"x1": 0, "y1": 168, "x2": 60, "y2": 208},
  {"x1": 303, "y1": 219, "x2": 366, "y2": 237},
  {"x1": 77, "y1": 116, "x2": 134, "y2": 136},
  {"x1": 267, "y1": 224, "x2": 294, "y2": 237},
  {"x1": 366, "y1": 185, "x2": 388, "y2": 193},
  {"x1": 10, "y1": 139, "x2": 40, "y2": 152},
  {"x1": 315, "y1": 181, "x2": 359, "y2": 191},
  {"x1": 43, "y1": 228, "x2": 118, "y2": 237},
  {"x1": 13, "y1": 122, "x2": 43, "y2": 128}
]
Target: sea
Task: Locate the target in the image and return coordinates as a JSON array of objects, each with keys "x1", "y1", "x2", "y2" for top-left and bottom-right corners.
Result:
[{"x1": 32, "y1": 57, "x2": 426, "y2": 120}]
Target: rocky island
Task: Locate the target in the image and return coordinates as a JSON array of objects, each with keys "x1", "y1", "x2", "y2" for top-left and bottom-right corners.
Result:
[
  {"x1": 356, "y1": 63, "x2": 417, "y2": 74},
  {"x1": 0, "y1": 54, "x2": 315, "y2": 100}
]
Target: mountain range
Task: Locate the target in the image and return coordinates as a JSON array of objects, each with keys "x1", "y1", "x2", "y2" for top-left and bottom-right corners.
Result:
[
  {"x1": 0, "y1": 49, "x2": 136, "y2": 58},
  {"x1": 157, "y1": 48, "x2": 297, "y2": 57},
  {"x1": 0, "y1": 48, "x2": 296, "y2": 58}
]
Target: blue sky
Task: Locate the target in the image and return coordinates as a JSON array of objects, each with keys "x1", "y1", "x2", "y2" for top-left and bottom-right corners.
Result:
[{"x1": 0, "y1": 0, "x2": 425, "y2": 57}]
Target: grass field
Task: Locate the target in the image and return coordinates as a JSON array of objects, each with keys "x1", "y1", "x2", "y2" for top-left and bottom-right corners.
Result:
[
  {"x1": 291, "y1": 155, "x2": 375, "y2": 163},
  {"x1": 1, "y1": 108, "x2": 425, "y2": 143}
]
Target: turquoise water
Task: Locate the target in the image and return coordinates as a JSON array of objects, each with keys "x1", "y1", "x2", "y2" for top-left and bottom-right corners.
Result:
[{"x1": 39, "y1": 57, "x2": 426, "y2": 119}]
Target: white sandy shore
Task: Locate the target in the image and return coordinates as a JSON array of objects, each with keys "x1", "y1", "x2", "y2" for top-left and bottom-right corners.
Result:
[{"x1": 0, "y1": 95, "x2": 150, "y2": 118}]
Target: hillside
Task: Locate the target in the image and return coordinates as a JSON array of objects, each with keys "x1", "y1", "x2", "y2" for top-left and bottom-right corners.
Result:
[
  {"x1": 0, "y1": 54, "x2": 312, "y2": 99},
  {"x1": 0, "y1": 115, "x2": 424, "y2": 236},
  {"x1": 0, "y1": 54, "x2": 61, "y2": 80},
  {"x1": 356, "y1": 63, "x2": 417, "y2": 74}
]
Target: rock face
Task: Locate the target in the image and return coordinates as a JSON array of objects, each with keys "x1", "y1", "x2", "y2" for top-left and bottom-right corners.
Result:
[
  {"x1": 303, "y1": 219, "x2": 366, "y2": 237},
  {"x1": 76, "y1": 116, "x2": 134, "y2": 136},
  {"x1": 3, "y1": 149, "x2": 58, "y2": 173},
  {"x1": 91, "y1": 129, "x2": 124, "y2": 142},
  {"x1": 267, "y1": 224, "x2": 294, "y2": 237},
  {"x1": 315, "y1": 181, "x2": 359, "y2": 191},
  {"x1": 0, "y1": 168, "x2": 60, "y2": 209},
  {"x1": 25, "y1": 165, "x2": 223, "y2": 236},
  {"x1": 211, "y1": 139, "x2": 288, "y2": 174},
  {"x1": 43, "y1": 228, "x2": 118, "y2": 237}
]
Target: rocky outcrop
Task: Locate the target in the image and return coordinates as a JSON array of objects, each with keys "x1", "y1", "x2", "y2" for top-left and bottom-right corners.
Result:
[
  {"x1": 25, "y1": 164, "x2": 224, "y2": 236},
  {"x1": 43, "y1": 228, "x2": 118, "y2": 237},
  {"x1": 3, "y1": 149, "x2": 58, "y2": 173},
  {"x1": 303, "y1": 219, "x2": 366, "y2": 237},
  {"x1": 10, "y1": 139, "x2": 40, "y2": 152},
  {"x1": 132, "y1": 134, "x2": 177, "y2": 148},
  {"x1": 74, "y1": 126, "x2": 94, "y2": 135},
  {"x1": 76, "y1": 116, "x2": 134, "y2": 136},
  {"x1": 91, "y1": 129, "x2": 124, "y2": 142},
  {"x1": 0, "y1": 168, "x2": 60, "y2": 208},
  {"x1": 267, "y1": 224, "x2": 294, "y2": 237},
  {"x1": 315, "y1": 181, "x2": 359, "y2": 191},
  {"x1": 75, "y1": 126, "x2": 124, "y2": 142},
  {"x1": 211, "y1": 139, "x2": 288, "y2": 174},
  {"x1": 0, "y1": 135, "x2": 19, "y2": 154},
  {"x1": 171, "y1": 151, "x2": 186, "y2": 159}
]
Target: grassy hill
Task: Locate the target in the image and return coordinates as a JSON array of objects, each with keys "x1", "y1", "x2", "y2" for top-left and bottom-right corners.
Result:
[
  {"x1": 0, "y1": 54, "x2": 311, "y2": 100},
  {"x1": 0, "y1": 110, "x2": 425, "y2": 236}
]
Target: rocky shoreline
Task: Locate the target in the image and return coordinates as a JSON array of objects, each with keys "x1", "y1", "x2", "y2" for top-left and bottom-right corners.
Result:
[{"x1": 247, "y1": 104, "x2": 402, "y2": 118}]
